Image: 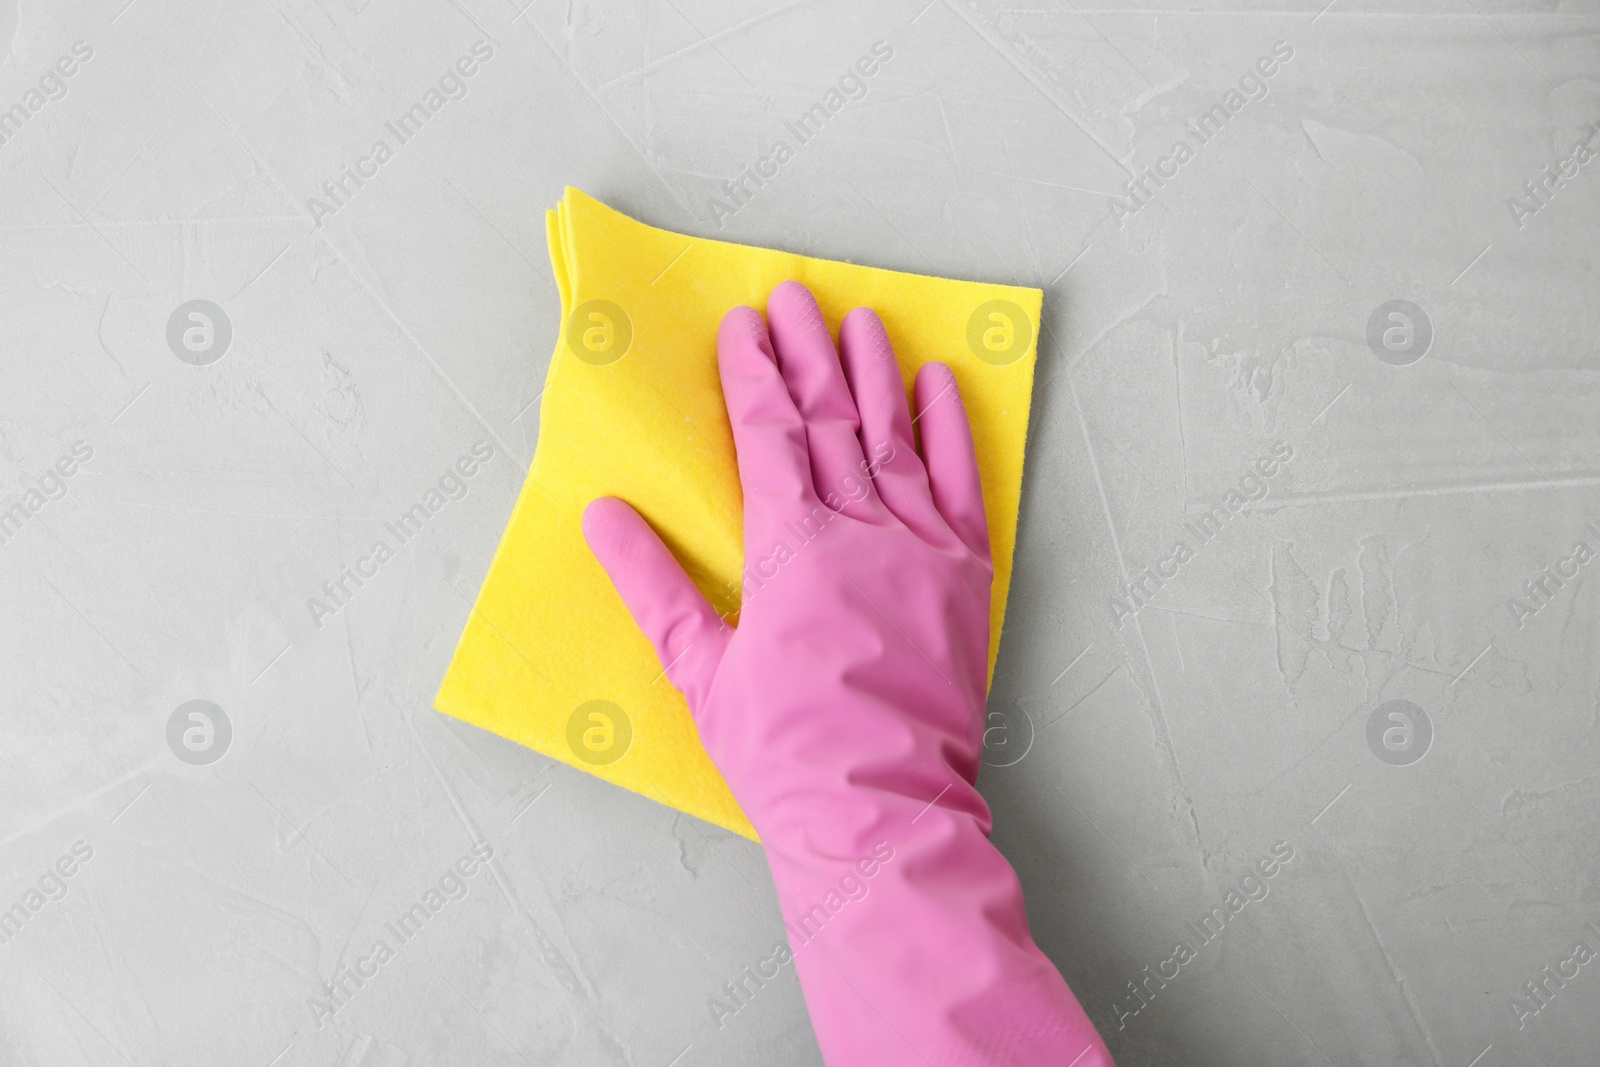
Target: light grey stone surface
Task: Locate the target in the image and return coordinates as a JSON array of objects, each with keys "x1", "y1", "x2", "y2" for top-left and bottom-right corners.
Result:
[{"x1": 2, "y1": 1, "x2": 1598, "y2": 1064}]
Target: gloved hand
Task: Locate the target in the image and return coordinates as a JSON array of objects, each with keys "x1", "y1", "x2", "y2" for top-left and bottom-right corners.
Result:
[{"x1": 583, "y1": 281, "x2": 1112, "y2": 1066}]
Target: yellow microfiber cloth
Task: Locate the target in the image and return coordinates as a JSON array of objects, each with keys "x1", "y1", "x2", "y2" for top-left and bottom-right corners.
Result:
[{"x1": 435, "y1": 188, "x2": 1040, "y2": 840}]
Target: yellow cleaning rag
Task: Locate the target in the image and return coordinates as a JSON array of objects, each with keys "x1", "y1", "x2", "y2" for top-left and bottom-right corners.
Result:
[{"x1": 435, "y1": 188, "x2": 1040, "y2": 840}]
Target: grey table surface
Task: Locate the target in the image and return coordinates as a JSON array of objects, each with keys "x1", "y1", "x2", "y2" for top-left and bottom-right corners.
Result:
[{"x1": 3, "y1": 0, "x2": 1599, "y2": 1064}]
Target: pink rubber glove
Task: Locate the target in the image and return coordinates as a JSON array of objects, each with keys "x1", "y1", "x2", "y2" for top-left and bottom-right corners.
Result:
[{"x1": 583, "y1": 281, "x2": 1112, "y2": 1066}]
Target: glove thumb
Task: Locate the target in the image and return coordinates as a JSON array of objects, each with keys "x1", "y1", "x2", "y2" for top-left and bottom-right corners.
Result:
[{"x1": 582, "y1": 497, "x2": 731, "y2": 713}]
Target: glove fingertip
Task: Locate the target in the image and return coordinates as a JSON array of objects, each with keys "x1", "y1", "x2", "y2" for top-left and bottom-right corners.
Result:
[
  {"x1": 718, "y1": 305, "x2": 771, "y2": 355},
  {"x1": 581, "y1": 496, "x2": 633, "y2": 556}
]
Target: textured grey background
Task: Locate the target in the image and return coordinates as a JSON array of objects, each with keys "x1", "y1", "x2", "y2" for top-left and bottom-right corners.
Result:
[{"x1": 2, "y1": 0, "x2": 1598, "y2": 1064}]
